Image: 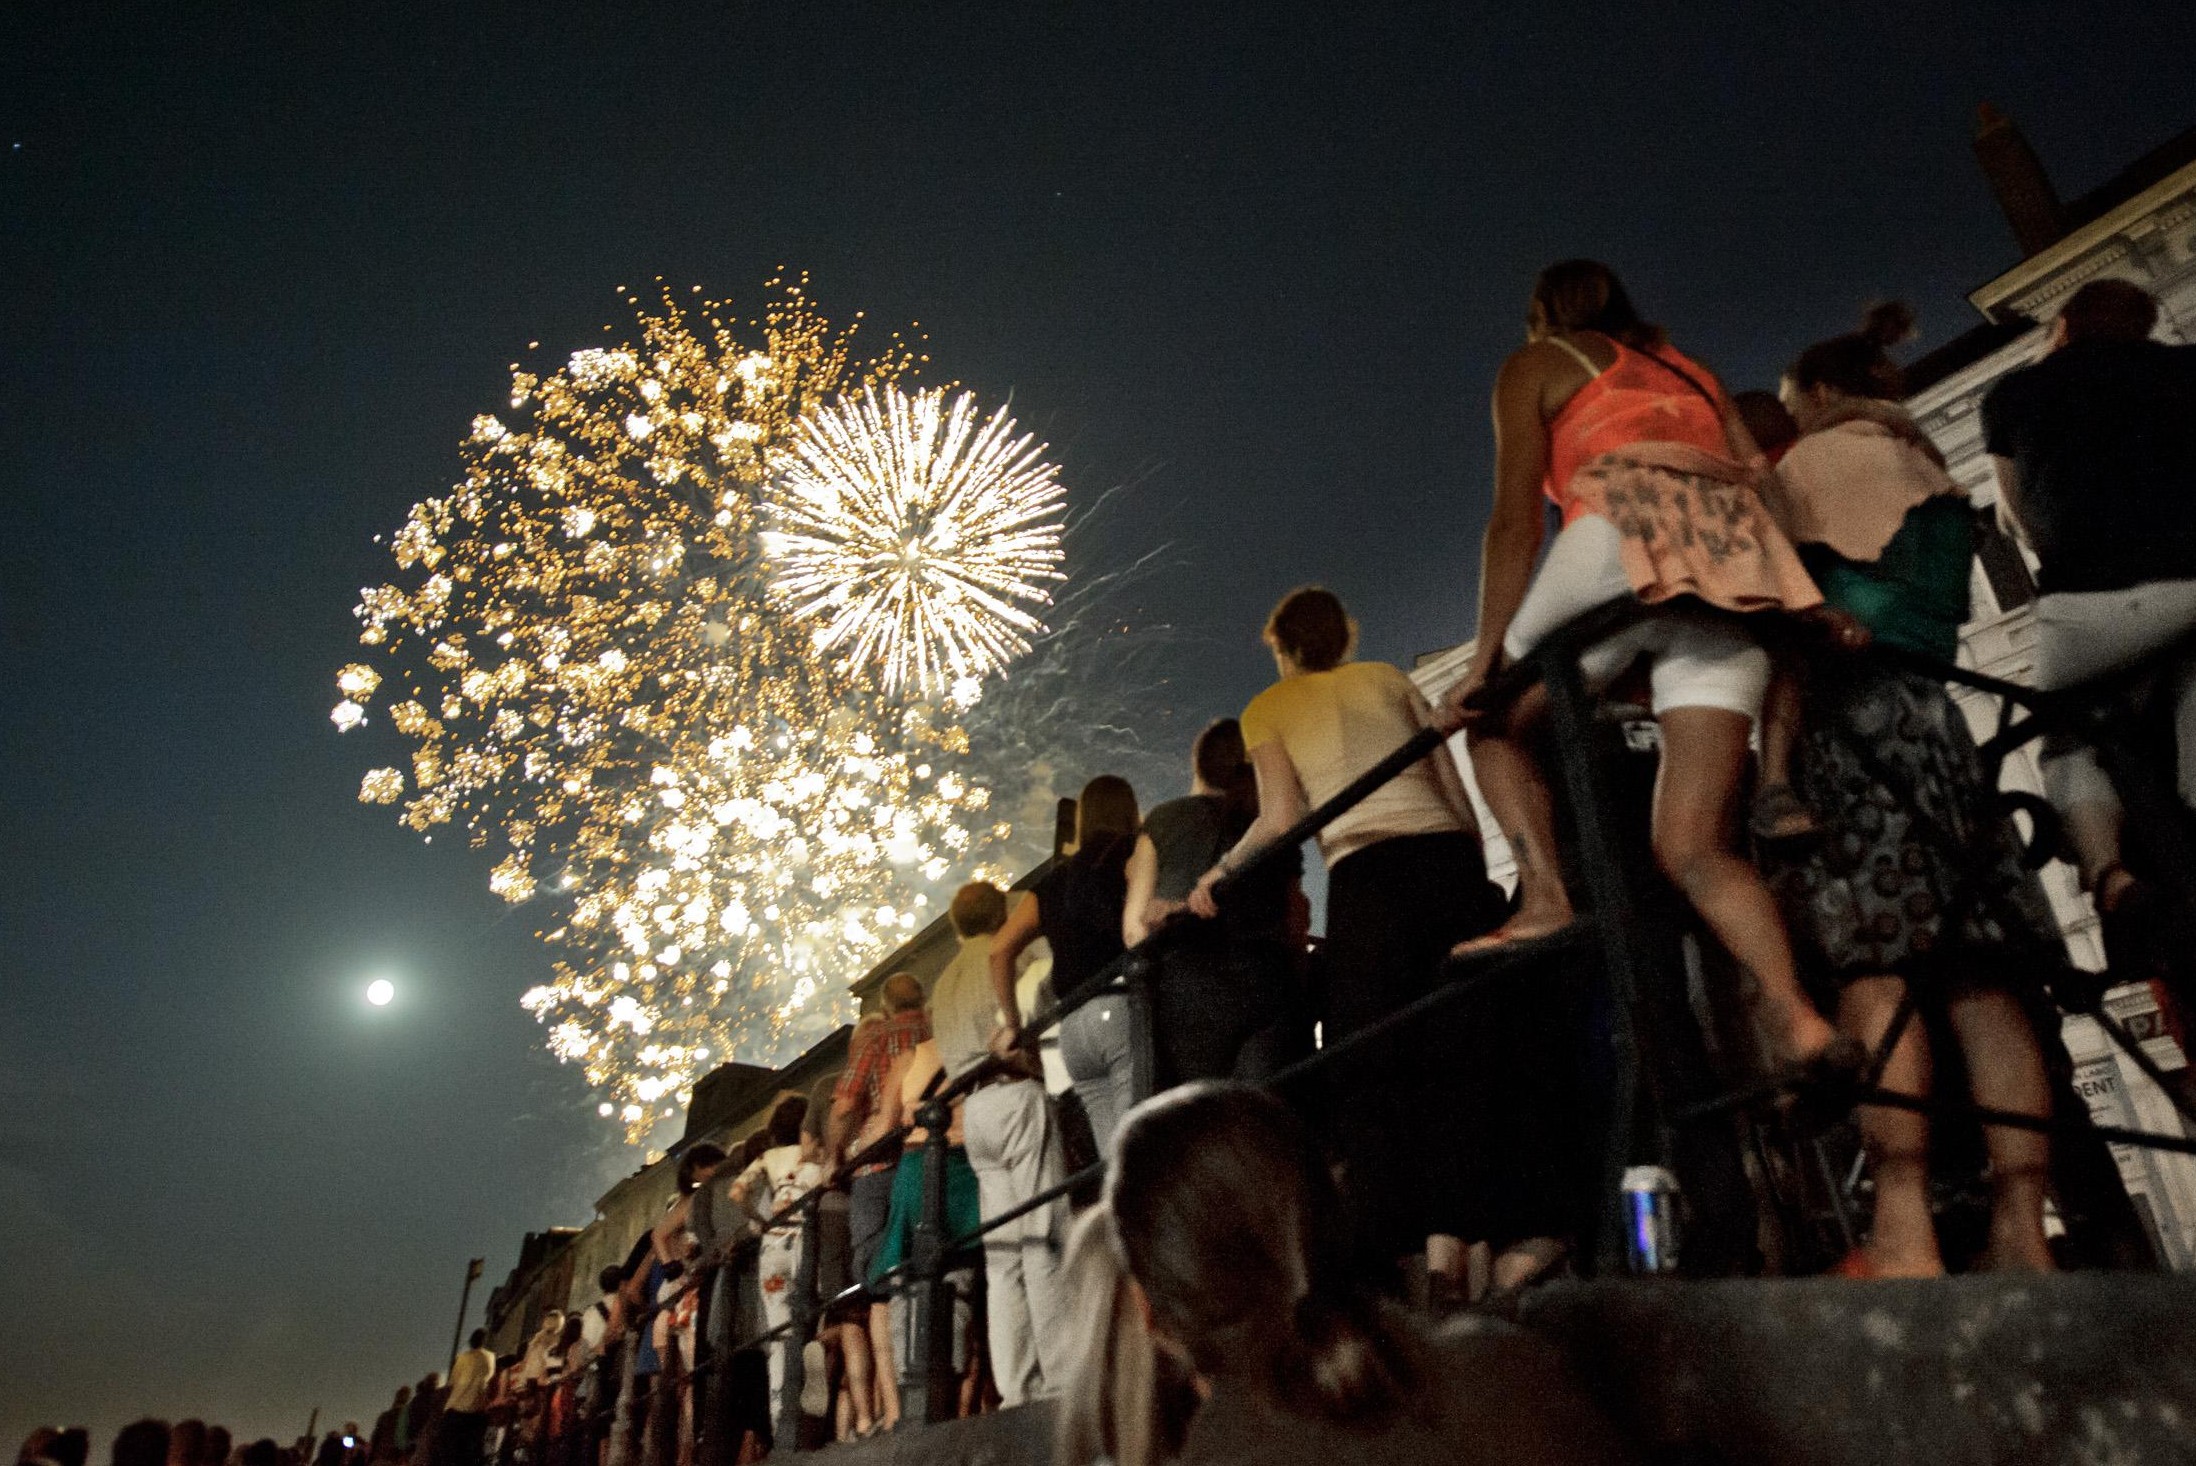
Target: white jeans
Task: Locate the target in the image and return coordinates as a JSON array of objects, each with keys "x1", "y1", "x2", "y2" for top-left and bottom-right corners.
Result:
[
  {"x1": 962, "y1": 1079, "x2": 1072, "y2": 1405},
  {"x1": 2033, "y1": 580, "x2": 2196, "y2": 813},
  {"x1": 1503, "y1": 514, "x2": 1772, "y2": 719},
  {"x1": 756, "y1": 1230, "x2": 802, "y2": 1428}
]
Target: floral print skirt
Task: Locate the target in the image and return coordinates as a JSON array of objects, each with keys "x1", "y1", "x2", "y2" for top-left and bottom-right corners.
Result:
[{"x1": 1763, "y1": 656, "x2": 2063, "y2": 996}]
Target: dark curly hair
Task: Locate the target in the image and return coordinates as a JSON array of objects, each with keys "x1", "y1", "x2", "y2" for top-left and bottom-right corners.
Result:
[{"x1": 1787, "y1": 301, "x2": 1917, "y2": 402}]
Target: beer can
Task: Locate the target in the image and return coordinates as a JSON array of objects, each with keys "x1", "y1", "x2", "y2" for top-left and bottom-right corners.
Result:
[{"x1": 1621, "y1": 1164, "x2": 1682, "y2": 1274}]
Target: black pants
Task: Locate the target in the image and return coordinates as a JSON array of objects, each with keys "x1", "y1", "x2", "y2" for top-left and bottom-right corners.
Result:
[
  {"x1": 432, "y1": 1414, "x2": 488, "y2": 1466},
  {"x1": 1322, "y1": 831, "x2": 1580, "y2": 1260},
  {"x1": 1149, "y1": 939, "x2": 1300, "y2": 1090}
]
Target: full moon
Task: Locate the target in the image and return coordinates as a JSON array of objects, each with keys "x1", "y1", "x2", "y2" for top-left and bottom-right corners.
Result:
[{"x1": 366, "y1": 978, "x2": 395, "y2": 1007}]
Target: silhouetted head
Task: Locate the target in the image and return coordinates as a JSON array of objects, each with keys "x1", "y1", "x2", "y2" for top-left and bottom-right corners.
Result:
[
  {"x1": 2058, "y1": 278, "x2": 2158, "y2": 344},
  {"x1": 1073, "y1": 775, "x2": 1140, "y2": 861},
  {"x1": 1783, "y1": 301, "x2": 1916, "y2": 426},
  {"x1": 166, "y1": 1422, "x2": 206, "y2": 1466},
  {"x1": 112, "y1": 1423, "x2": 170, "y2": 1466},
  {"x1": 1263, "y1": 586, "x2": 1356, "y2": 675},
  {"x1": 765, "y1": 1093, "x2": 808, "y2": 1148},
  {"x1": 1528, "y1": 260, "x2": 1664, "y2": 349},
  {"x1": 881, "y1": 971, "x2": 925, "y2": 1014},
  {"x1": 676, "y1": 1141, "x2": 726, "y2": 1194},
  {"x1": 1107, "y1": 1084, "x2": 1406, "y2": 1415},
  {"x1": 1058, "y1": 1085, "x2": 1413, "y2": 1466},
  {"x1": 949, "y1": 881, "x2": 1008, "y2": 938}
]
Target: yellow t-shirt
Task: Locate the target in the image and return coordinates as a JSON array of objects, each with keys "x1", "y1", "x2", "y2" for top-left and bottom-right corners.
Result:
[{"x1": 1239, "y1": 661, "x2": 1474, "y2": 867}]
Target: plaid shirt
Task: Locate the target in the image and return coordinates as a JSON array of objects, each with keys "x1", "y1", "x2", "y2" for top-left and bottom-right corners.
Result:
[{"x1": 835, "y1": 1008, "x2": 931, "y2": 1175}]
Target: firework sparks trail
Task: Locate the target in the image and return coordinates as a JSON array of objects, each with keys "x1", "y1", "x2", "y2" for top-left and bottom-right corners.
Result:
[{"x1": 765, "y1": 385, "x2": 1066, "y2": 703}]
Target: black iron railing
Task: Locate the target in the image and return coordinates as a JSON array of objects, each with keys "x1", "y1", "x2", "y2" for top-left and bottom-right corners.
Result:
[{"x1": 509, "y1": 596, "x2": 2196, "y2": 1460}]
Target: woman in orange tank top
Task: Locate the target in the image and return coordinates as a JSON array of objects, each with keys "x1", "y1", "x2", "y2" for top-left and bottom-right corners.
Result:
[{"x1": 1438, "y1": 260, "x2": 1843, "y2": 1078}]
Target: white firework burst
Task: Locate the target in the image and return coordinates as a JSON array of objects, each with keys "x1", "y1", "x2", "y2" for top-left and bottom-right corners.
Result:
[{"x1": 765, "y1": 385, "x2": 1067, "y2": 699}]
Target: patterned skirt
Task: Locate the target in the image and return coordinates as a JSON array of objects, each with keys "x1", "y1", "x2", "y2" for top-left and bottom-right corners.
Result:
[
  {"x1": 1763, "y1": 656, "x2": 2064, "y2": 996},
  {"x1": 1566, "y1": 442, "x2": 1822, "y2": 616}
]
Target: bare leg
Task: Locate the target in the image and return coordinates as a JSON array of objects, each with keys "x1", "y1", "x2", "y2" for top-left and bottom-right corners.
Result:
[
  {"x1": 1456, "y1": 686, "x2": 1576, "y2": 953},
  {"x1": 2059, "y1": 800, "x2": 2131, "y2": 896},
  {"x1": 1945, "y1": 989, "x2": 2058, "y2": 1272},
  {"x1": 840, "y1": 1321, "x2": 876, "y2": 1436},
  {"x1": 1424, "y1": 1233, "x2": 1467, "y2": 1308},
  {"x1": 867, "y1": 1301, "x2": 899, "y2": 1430},
  {"x1": 1838, "y1": 976, "x2": 1944, "y2": 1277},
  {"x1": 1653, "y1": 705, "x2": 1838, "y2": 1063},
  {"x1": 1751, "y1": 663, "x2": 1818, "y2": 840}
]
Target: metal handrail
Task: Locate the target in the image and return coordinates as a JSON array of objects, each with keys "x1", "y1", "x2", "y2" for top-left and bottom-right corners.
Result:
[{"x1": 533, "y1": 595, "x2": 2196, "y2": 1457}]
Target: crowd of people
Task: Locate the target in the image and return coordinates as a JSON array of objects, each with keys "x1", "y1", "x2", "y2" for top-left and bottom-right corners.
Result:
[
  {"x1": 35, "y1": 264, "x2": 2192, "y2": 1460},
  {"x1": 12, "y1": 1404, "x2": 479, "y2": 1466}
]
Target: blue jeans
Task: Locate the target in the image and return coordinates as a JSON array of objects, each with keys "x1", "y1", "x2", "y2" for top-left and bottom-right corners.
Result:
[{"x1": 1058, "y1": 994, "x2": 1135, "y2": 1158}]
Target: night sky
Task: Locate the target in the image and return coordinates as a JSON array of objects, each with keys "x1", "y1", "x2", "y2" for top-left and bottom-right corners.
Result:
[{"x1": 5, "y1": 0, "x2": 2193, "y2": 1445}]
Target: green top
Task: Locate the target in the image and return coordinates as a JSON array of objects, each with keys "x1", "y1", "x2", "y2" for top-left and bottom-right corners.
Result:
[{"x1": 1800, "y1": 496, "x2": 1974, "y2": 662}]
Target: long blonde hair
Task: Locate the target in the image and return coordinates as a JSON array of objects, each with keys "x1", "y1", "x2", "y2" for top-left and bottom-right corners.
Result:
[{"x1": 1053, "y1": 1209, "x2": 1199, "y2": 1466}]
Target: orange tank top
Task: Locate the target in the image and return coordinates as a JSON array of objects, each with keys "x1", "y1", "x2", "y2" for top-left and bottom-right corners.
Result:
[{"x1": 1544, "y1": 340, "x2": 1731, "y2": 523}]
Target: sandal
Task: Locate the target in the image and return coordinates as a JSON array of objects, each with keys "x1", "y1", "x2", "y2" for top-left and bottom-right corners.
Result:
[
  {"x1": 1749, "y1": 783, "x2": 1821, "y2": 846},
  {"x1": 799, "y1": 1340, "x2": 830, "y2": 1417},
  {"x1": 1477, "y1": 1240, "x2": 1572, "y2": 1314}
]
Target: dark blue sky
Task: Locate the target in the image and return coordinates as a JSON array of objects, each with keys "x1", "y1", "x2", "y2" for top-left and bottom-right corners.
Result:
[{"x1": 4, "y1": 0, "x2": 2193, "y2": 1444}]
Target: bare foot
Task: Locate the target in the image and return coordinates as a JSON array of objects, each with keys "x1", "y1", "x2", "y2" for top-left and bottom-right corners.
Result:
[
  {"x1": 1491, "y1": 1236, "x2": 1569, "y2": 1293},
  {"x1": 1859, "y1": 1245, "x2": 1945, "y2": 1279},
  {"x1": 1761, "y1": 1002, "x2": 1843, "y2": 1070},
  {"x1": 1451, "y1": 906, "x2": 1576, "y2": 959}
]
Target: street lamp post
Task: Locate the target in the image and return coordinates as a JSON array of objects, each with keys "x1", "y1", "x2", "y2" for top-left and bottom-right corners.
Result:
[{"x1": 447, "y1": 1257, "x2": 485, "y2": 1373}]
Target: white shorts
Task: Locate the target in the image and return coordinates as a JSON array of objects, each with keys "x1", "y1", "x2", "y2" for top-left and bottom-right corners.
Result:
[{"x1": 1501, "y1": 515, "x2": 1771, "y2": 720}]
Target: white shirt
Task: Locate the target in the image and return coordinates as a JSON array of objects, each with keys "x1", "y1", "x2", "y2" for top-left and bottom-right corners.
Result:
[{"x1": 736, "y1": 1144, "x2": 821, "y2": 1239}]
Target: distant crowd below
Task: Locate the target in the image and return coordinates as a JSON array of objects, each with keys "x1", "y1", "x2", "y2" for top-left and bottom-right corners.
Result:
[{"x1": 35, "y1": 264, "x2": 2195, "y2": 1462}]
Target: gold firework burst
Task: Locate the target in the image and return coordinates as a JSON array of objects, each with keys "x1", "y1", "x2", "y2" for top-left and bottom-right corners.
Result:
[
  {"x1": 765, "y1": 386, "x2": 1066, "y2": 703},
  {"x1": 334, "y1": 281, "x2": 1023, "y2": 1140}
]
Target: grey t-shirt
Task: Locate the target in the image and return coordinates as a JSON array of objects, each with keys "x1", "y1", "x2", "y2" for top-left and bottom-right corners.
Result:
[{"x1": 1144, "y1": 793, "x2": 1298, "y2": 948}]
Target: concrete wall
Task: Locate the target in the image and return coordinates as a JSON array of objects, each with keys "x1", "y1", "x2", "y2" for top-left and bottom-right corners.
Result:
[{"x1": 817, "y1": 1275, "x2": 2196, "y2": 1466}]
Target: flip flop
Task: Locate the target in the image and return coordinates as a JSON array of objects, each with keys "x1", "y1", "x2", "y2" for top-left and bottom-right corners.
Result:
[
  {"x1": 1749, "y1": 783, "x2": 1821, "y2": 847},
  {"x1": 798, "y1": 1340, "x2": 830, "y2": 1417}
]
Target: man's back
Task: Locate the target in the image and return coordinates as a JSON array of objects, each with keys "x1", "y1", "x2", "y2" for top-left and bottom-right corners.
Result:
[
  {"x1": 931, "y1": 934, "x2": 996, "y2": 1082},
  {"x1": 1984, "y1": 339, "x2": 2196, "y2": 594},
  {"x1": 445, "y1": 1348, "x2": 495, "y2": 1413}
]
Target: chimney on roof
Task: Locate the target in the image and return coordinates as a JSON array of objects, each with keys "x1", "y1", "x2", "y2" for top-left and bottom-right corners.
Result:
[{"x1": 1974, "y1": 103, "x2": 2065, "y2": 257}]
